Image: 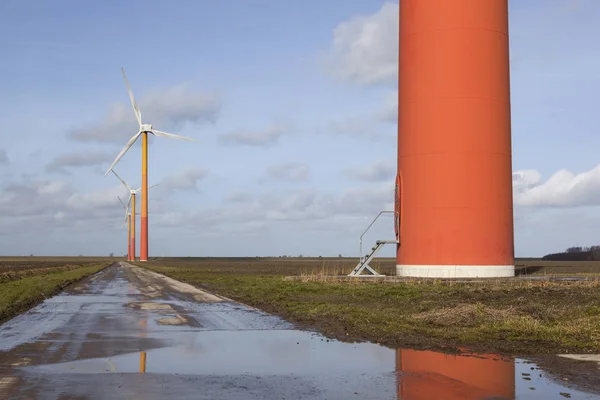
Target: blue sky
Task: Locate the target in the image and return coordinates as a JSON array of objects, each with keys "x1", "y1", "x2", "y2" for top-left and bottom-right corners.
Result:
[{"x1": 0, "y1": 0, "x2": 599, "y2": 257}]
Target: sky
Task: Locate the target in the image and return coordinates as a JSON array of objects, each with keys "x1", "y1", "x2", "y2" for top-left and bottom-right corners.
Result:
[{"x1": 0, "y1": 0, "x2": 599, "y2": 258}]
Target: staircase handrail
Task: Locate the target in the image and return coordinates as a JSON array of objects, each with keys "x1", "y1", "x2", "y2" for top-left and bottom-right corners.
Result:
[{"x1": 359, "y1": 211, "x2": 394, "y2": 261}]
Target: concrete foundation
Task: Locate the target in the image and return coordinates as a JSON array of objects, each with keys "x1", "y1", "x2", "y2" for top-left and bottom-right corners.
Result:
[{"x1": 396, "y1": 265, "x2": 515, "y2": 278}]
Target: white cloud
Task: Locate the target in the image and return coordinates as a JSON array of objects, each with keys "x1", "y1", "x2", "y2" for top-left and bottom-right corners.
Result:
[
  {"x1": 0, "y1": 149, "x2": 8, "y2": 165},
  {"x1": 377, "y1": 90, "x2": 397, "y2": 123},
  {"x1": 160, "y1": 166, "x2": 209, "y2": 191},
  {"x1": 66, "y1": 184, "x2": 127, "y2": 210},
  {"x1": 45, "y1": 151, "x2": 112, "y2": 174},
  {"x1": 325, "y1": 116, "x2": 394, "y2": 141},
  {"x1": 325, "y1": 89, "x2": 397, "y2": 139},
  {"x1": 226, "y1": 192, "x2": 253, "y2": 203},
  {"x1": 264, "y1": 162, "x2": 309, "y2": 182},
  {"x1": 514, "y1": 207, "x2": 600, "y2": 257},
  {"x1": 328, "y1": 117, "x2": 374, "y2": 136},
  {"x1": 324, "y1": 0, "x2": 583, "y2": 88},
  {"x1": 154, "y1": 182, "x2": 393, "y2": 231},
  {"x1": 68, "y1": 84, "x2": 221, "y2": 143},
  {"x1": 514, "y1": 164, "x2": 600, "y2": 207},
  {"x1": 37, "y1": 180, "x2": 70, "y2": 195},
  {"x1": 0, "y1": 179, "x2": 126, "y2": 221},
  {"x1": 218, "y1": 123, "x2": 289, "y2": 147},
  {"x1": 343, "y1": 159, "x2": 395, "y2": 182},
  {"x1": 15, "y1": 163, "x2": 600, "y2": 257},
  {"x1": 335, "y1": 183, "x2": 393, "y2": 215},
  {"x1": 325, "y1": 2, "x2": 398, "y2": 86}
]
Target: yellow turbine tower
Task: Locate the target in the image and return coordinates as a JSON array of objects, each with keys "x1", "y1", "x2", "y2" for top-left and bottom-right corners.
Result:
[
  {"x1": 111, "y1": 169, "x2": 159, "y2": 262},
  {"x1": 105, "y1": 68, "x2": 196, "y2": 261}
]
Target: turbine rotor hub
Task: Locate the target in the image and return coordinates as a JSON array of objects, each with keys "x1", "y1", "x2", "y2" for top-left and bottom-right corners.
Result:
[{"x1": 141, "y1": 124, "x2": 153, "y2": 132}]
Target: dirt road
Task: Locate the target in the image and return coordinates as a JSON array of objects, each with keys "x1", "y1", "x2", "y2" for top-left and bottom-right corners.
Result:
[{"x1": 0, "y1": 262, "x2": 398, "y2": 399}]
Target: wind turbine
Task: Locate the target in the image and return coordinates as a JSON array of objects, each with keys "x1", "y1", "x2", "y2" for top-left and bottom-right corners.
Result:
[
  {"x1": 117, "y1": 195, "x2": 132, "y2": 261},
  {"x1": 105, "y1": 68, "x2": 196, "y2": 262},
  {"x1": 111, "y1": 169, "x2": 159, "y2": 262}
]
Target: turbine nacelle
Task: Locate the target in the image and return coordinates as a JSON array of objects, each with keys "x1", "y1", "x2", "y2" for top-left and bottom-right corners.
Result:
[
  {"x1": 141, "y1": 124, "x2": 153, "y2": 132},
  {"x1": 111, "y1": 169, "x2": 159, "y2": 201}
]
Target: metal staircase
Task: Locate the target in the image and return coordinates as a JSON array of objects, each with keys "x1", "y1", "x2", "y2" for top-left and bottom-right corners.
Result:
[
  {"x1": 348, "y1": 240, "x2": 397, "y2": 276},
  {"x1": 347, "y1": 210, "x2": 398, "y2": 277}
]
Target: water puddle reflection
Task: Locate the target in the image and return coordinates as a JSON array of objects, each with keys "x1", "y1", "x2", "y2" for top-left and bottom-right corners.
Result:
[
  {"x1": 19, "y1": 330, "x2": 598, "y2": 399},
  {"x1": 396, "y1": 349, "x2": 515, "y2": 399},
  {"x1": 396, "y1": 348, "x2": 600, "y2": 399}
]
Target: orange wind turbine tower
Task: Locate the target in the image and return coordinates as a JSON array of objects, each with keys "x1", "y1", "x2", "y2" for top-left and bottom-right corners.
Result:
[
  {"x1": 396, "y1": 0, "x2": 515, "y2": 277},
  {"x1": 111, "y1": 169, "x2": 158, "y2": 262},
  {"x1": 105, "y1": 68, "x2": 196, "y2": 262}
]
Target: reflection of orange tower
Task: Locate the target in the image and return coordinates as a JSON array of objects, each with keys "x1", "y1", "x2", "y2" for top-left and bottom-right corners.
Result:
[
  {"x1": 396, "y1": 0, "x2": 515, "y2": 277},
  {"x1": 140, "y1": 352, "x2": 146, "y2": 373},
  {"x1": 137, "y1": 318, "x2": 148, "y2": 338},
  {"x1": 395, "y1": 349, "x2": 515, "y2": 399}
]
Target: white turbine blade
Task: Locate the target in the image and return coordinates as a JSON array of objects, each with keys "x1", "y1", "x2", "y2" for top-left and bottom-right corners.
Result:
[
  {"x1": 117, "y1": 195, "x2": 129, "y2": 223},
  {"x1": 121, "y1": 67, "x2": 142, "y2": 126},
  {"x1": 111, "y1": 170, "x2": 132, "y2": 192},
  {"x1": 125, "y1": 197, "x2": 132, "y2": 218},
  {"x1": 120, "y1": 208, "x2": 128, "y2": 229},
  {"x1": 151, "y1": 130, "x2": 197, "y2": 142},
  {"x1": 104, "y1": 131, "x2": 142, "y2": 176},
  {"x1": 132, "y1": 183, "x2": 158, "y2": 193}
]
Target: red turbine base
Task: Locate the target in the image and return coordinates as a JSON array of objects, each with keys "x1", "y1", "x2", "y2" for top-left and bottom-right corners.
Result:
[
  {"x1": 140, "y1": 216, "x2": 148, "y2": 262},
  {"x1": 131, "y1": 237, "x2": 136, "y2": 262}
]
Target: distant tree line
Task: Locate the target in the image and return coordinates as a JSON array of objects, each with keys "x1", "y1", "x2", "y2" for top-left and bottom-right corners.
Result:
[{"x1": 542, "y1": 245, "x2": 600, "y2": 261}]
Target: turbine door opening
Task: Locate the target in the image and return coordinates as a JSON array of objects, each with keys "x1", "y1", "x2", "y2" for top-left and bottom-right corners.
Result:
[{"x1": 394, "y1": 173, "x2": 402, "y2": 245}]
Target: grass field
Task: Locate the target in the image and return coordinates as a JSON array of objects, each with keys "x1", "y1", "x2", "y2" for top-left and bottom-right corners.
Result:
[
  {"x1": 0, "y1": 257, "x2": 115, "y2": 324},
  {"x1": 134, "y1": 257, "x2": 600, "y2": 354}
]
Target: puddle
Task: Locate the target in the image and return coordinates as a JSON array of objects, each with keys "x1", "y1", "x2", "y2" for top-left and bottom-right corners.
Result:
[
  {"x1": 46, "y1": 295, "x2": 125, "y2": 304},
  {"x1": 24, "y1": 330, "x2": 392, "y2": 375},
  {"x1": 19, "y1": 330, "x2": 599, "y2": 399},
  {"x1": 156, "y1": 316, "x2": 187, "y2": 325},
  {"x1": 128, "y1": 302, "x2": 174, "y2": 311}
]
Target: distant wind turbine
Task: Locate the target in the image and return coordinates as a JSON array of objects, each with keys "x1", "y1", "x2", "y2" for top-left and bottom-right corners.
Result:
[
  {"x1": 111, "y1": 169, "x2": 158, "y2": 262},
  {"x1": 117, "y1": 195, "x2": 132, "y2": 261},
  {"x1": 105, "y1": 68, "x2": 196, "y2": 262}
]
